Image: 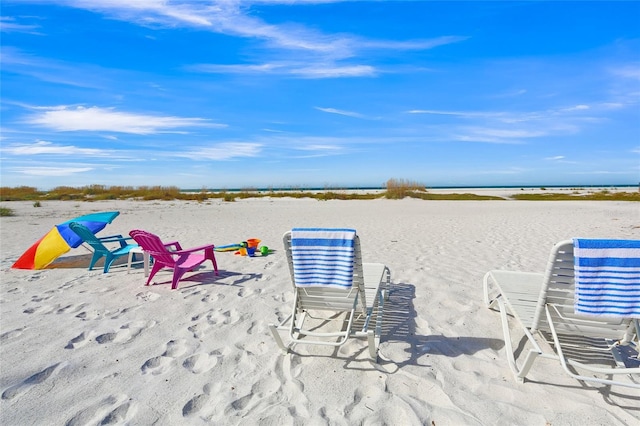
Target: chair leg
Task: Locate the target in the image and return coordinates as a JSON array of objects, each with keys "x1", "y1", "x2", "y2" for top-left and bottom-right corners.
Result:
[
  {"x1": 171, "y1": 268, "x2": 189, "y2": 290},
  {"x1": 206, "y1": 248, "x2": 219, "y2": 275},
  {"x1": 103, "y1": 254, "x2": 115, "y2": 273},
  {"x1": 496, "y1": 297, "x2": 543, "y2": 382},
  {"x1": 146, "y1": 263, "x2": 163, "y2": 286},
  {"x1": 269, "y1": 322, "x2": 291, "y2": 353},
  {"x1": 88, "y1": 253, "x2": 102, "y2": 271}
]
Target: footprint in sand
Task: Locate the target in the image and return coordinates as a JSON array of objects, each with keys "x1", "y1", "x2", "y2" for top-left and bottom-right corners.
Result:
[
  {"x1": 23, "y1": 304, "x2": 54, "y2": 315},
  {"x1": 188, "y1": 309, "x2": 242, "y2": 338},
  {"x1": 0, "y1": 327, "x2": 26, "y2": 342},
  {"x1": 31, "y1": 294, "x2": 54, "y2": 303},
  {"x1": 182, "y1": 352, "x2": 219, "y2": 374},
  {"x1": 183, "y1": 383, "x2": 215, "y2": 418},
  {"x1": 263, "y1": 261, "x2": 275, "y2": 270},
  {"x1": 225, "y1": 376, "x2": 284, "y2": 418},
  {"x1": 65, "y1": 394, "x2": 135, "y2": 426},
  {"x1": 183, "y1": 288, "x2": 208, "y2": 299},
  {"x1": 75, "y1": 310, "x2": 103, "y2": 320},
  {"x1": 109, "y1": 306, "x2": 140, "y2": 319},
  {"x1": 141, "y1": 339, "x2": 189, "y2": 375},
  {"x1": 135, "y1": 291, "x2": 160, "y2": 302},
  {"x1": 95, "y1": 320, "x2": 157, "y2": 345},
  {"x1": 200, "y1": 293, "x2": 222, "y2": 303},
  {"x1": 27, "y1": 272, "x2": 44, "y2": 282},
  {"x1": 1, "y1": 362, "x2": 67, "y2": 400},
  {"x1": 55, "y1": 303, "x2": 88, "y2": 315},
  {"x1": 187, "y1": 322, "x2": 209, "y2": 339},
  {"x1": 65, "y1": 330, "x2": 97, "y2": 349}
]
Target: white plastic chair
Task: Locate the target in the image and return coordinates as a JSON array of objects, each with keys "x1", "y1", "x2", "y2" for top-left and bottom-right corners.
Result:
[
  {"x1": 269, "y1": 230, "x2": 390, "y2": 361},
  {"x1": 483, "y1": 240, "x2": 640, "y2": 388}
]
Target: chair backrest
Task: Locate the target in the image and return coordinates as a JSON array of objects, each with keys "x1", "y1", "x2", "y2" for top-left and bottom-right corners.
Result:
[
  {"x1": 532, "y1": 239, "x2": 630, "y2": 339},
  {"x1": 69, "y1": 222, "x2": 109, "y2": 254},
  {"x1": 129, "y1": 229, "x2": 176, "y2": 267},
  {"x1": 283, "y1": 230, "x2": 368, "y2": 314}
]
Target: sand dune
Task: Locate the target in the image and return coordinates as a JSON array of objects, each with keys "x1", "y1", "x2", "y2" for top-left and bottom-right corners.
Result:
[{"x1": 1, "y1": 198, "x2": 639, "y2": 425}]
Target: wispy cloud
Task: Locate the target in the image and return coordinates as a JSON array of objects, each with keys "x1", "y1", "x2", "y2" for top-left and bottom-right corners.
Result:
[
  {"x1": 290, "y1": 65, "x2": 375, "y2": 78},
  {"x1": 359, "y1": 35, "x2": 468, "y2": 51},
  {"x1": 545, "y1": 155, "x2": 565, "y2": 161},
  {"x1": 188, "y1": 62, "x2": 376, "y2": 78},
  {"x1": 2, "y1": 140, "x2": 111, "y2": 156},
  {"x1": 296, "y1": 144, "x2": 343, "y2": 152},
  {"x1": 290, "y1": 143, "x2": 345, "y2": 158},
  {"x1": 0, "y1": 47, "x2": 110, "y2": 89},
  {"x1": 315, "y1": 107, "x2": 367, "y2": 119},
  {"x1": 24, "y1": 106, "x2": 222, "y2": 134},
  {"x1": 11, "y1": 166, "x2": 93, "y2": 176},
  {"x1": 179, "y1": 142, "x2": 262, "y2": 160},
  {"x1": 38, "y1": 0, "x2": 463, "y2": 82},
  {"x1": 610, "y1": 64, "x2": 640, "y2": 81},
  {"x1": 0, "y1": 16, "x2": 42, "y2": 34},
  {"x1": 52, "y1": 1, "x2": 463, "y2": 57},
  {"x1": 451, "y1": 127, "x2": 543, "y2": 143}
]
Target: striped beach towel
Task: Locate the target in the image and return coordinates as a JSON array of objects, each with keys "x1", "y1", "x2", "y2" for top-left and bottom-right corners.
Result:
[
  {"x1": 574, "y1": 239, "x2": 640, "y2": 317},
  {"x1": 291, "y1": 228, "x2": 356, "y2": 289}
]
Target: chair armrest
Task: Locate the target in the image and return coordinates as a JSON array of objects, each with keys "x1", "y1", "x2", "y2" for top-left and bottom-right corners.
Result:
[
  {"x1": 163, "y1": 241, "x2": 182, "y2": 251},
  {"x1": 173, "y1": 244, "x2": 215, "y2": 255},
  {"x1": 99, "y1": 234, "x2": 132, "y2": 242},
  {"x1": 99, "y1": 235, "x2": 134, "y2": 248}
]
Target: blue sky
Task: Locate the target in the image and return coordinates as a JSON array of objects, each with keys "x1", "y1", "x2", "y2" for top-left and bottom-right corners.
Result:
[{"x1": 1, "y1": 1, "x2": 639, "y2": 190}]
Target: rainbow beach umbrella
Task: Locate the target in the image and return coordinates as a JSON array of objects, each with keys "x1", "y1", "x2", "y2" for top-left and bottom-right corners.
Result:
[{"x1": 12, "y1": 211, "x2": 120, "y2": 270}]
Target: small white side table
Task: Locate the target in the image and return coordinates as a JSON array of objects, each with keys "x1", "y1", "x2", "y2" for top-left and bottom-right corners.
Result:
[{"x1": 127, "y1": 247, "x2": 150, "y2": 277}]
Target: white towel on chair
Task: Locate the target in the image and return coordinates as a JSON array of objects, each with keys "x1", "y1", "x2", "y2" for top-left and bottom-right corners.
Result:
[
  {"x1": 291, "y1": 228, "x2": 356, "y2": 289},
  {"x1": 574, "y1": 239, "x2": 640, "y2": 317}
]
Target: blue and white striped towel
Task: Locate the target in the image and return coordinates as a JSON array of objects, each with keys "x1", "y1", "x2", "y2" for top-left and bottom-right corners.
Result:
[
  {"x1": 291, "y1": 228, "x2": 356, "y2": 289},
  {"x1": 574, "y1": 239, "x2": 640, "y2": 317}
]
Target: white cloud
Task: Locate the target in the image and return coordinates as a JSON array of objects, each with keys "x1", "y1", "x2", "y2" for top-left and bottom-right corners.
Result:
[
  {"x1": 561, "y1": 105, "x2": 589, "y2": 112},
  {"x1": 180, "y1": 143, "x2": 262, "y2": 160},
  {"x1": 545, "y1": 155, "x2": 565, "y2": 161},
  {"x1": 2, "y1": 140, "x2": 110, "y2": 156},
  {"x1": 315, "y1": 107, "x2": 366, "y2": 118},
  {"x1": 292, "y1": 65, "x2": 375, "y2": 78},
  {"x1": 611, "y1": 65, "x2": 640, "y2": 81},
  {"x1": 296, "y1": 144, "x2": 343, "y2": 151},
  {"x1": 0, "y1": 16, "x2": 42, "y2": 34},
  {"x1": 188, "y1": 62, "x2": 376, "y2": 78},
  {"x1": 451, "y1": 127, "x2": 543, "y2": 144},
  {"x1": 43, "y1": 1, "x2": 464, "y2": 61},
  {"x1": 25, "y1": 106, "x2": 222, "y2": 134},
  {"x1": 12, "y1": 166, "x2": 93, "y2": 176}
]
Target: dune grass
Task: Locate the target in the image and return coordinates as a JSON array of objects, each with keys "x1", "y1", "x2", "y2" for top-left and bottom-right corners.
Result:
[
  {"x1": 510, "y1": 191, "x2": 640, "y2": 201},
  {"x1": 1, "y1": 183, "x2": 637, "y2": 203}
]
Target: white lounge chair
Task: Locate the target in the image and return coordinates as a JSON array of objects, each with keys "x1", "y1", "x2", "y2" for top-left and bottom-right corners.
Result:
[
  {"x1": 483, "y1": 239, "x2": 640, "y2": 388},
  {"x1": 269, "y1": 229, "x2": 390, "y2": 361}
]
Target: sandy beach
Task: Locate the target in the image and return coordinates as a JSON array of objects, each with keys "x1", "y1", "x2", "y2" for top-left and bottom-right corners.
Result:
[{"x1": 1, "y1": 197, "x2": 639, "y2": 425}]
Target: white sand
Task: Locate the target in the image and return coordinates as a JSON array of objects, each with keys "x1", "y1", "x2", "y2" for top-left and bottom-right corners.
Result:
[{"x1": 1, "y1": 198, "x2": 639, "y2": 425}]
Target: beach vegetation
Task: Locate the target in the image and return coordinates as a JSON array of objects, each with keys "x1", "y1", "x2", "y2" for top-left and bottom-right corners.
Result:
[
  {"x1": 0, "y1": 186, "x2": 41, "y2": 201},
  {"x1": 411, "y1": 192, "x2": 504, "y2": 201},
  {"x1": 33, "y1": 201, "x2": 41, "y2": 208},
  {"x1": 511, "y1": 191, "x2": 640, "y2": 201},
  {"x1": 0, "y1": 184, "x2": 637, "y2": 203},
  {"x1": 0, "y1": 207, "x2": 15, "y2": 216},
  {"x1": 384, "y1": 178, "x2": 427, "y2": 199}
]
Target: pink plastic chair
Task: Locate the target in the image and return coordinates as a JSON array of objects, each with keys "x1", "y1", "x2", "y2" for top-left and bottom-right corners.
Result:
[{"x1": 129, "y1": 229, "x2": 218, "y2": 290}]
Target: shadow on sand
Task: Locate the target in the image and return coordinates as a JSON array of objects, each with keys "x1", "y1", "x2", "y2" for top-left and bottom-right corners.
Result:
[{"x1": 379, "y1": 282, "x2": 503, "y2": 370}]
